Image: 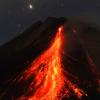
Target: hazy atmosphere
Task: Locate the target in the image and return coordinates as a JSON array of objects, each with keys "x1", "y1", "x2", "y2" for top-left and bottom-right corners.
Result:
[{"x1": 0, "y1": 0, "x2": 100, "y2": 45}]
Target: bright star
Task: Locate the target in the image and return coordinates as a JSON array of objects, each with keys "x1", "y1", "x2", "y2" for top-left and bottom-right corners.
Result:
[{"x1": 29, "y1": 4, "x2": 33, "y2": 9}]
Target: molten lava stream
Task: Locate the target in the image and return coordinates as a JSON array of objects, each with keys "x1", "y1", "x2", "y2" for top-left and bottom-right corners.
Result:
[{"x1": 18, "y1": 26, "x2": 87, "y2": 100}]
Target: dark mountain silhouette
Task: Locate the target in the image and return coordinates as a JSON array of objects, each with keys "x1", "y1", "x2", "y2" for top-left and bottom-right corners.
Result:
[{"x1": 0, "y1": 17, "x2": 100, "y2": 100}]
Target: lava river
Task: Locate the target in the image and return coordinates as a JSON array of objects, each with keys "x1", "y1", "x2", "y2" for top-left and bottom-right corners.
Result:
[{"x1": 11, "y1": 26, "x2": 88, "y2": 100}]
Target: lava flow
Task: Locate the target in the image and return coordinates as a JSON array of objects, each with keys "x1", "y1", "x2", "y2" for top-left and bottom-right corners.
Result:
[{"x1": 14, "y1": 26, "x2": 87, "y2": 100}]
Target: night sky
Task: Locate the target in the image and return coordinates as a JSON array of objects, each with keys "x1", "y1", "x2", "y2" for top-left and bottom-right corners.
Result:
[{"x1": 0, "y1": 0, "x2": 100, "y2": 45}]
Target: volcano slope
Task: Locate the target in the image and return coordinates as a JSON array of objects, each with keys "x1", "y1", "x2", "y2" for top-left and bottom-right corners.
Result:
[{"x1": 0, "y1": 17, "x2": 100, "y2": 100}]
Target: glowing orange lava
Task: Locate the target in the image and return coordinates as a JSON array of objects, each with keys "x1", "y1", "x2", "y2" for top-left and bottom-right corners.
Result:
[{"x1": 18, "y1": 26, "x2": 87, "y2": 100}]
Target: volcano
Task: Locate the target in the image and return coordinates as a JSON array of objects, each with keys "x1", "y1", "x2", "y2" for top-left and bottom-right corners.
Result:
[{"x1": 0, "y1": 17, "x2": 100, "y2": 100}]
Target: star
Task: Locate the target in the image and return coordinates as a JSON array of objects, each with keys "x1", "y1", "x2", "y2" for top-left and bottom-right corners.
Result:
[{"x1": 29, "y1": 4, "x2": 33, "y2": 9}]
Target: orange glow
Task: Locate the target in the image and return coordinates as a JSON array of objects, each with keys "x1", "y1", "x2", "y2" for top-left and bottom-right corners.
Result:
[{"x1": 18, "y1": 26, "x2": 87, "y2": 100}]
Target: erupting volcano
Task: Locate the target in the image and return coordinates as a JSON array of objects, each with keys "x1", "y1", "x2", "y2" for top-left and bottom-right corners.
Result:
[
  {"x1": 13, "y1": 26, "x2": 87, "y2": 100},
  {"x1": 0, "y1": 18, "x2": 100, "y2": 100}
]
